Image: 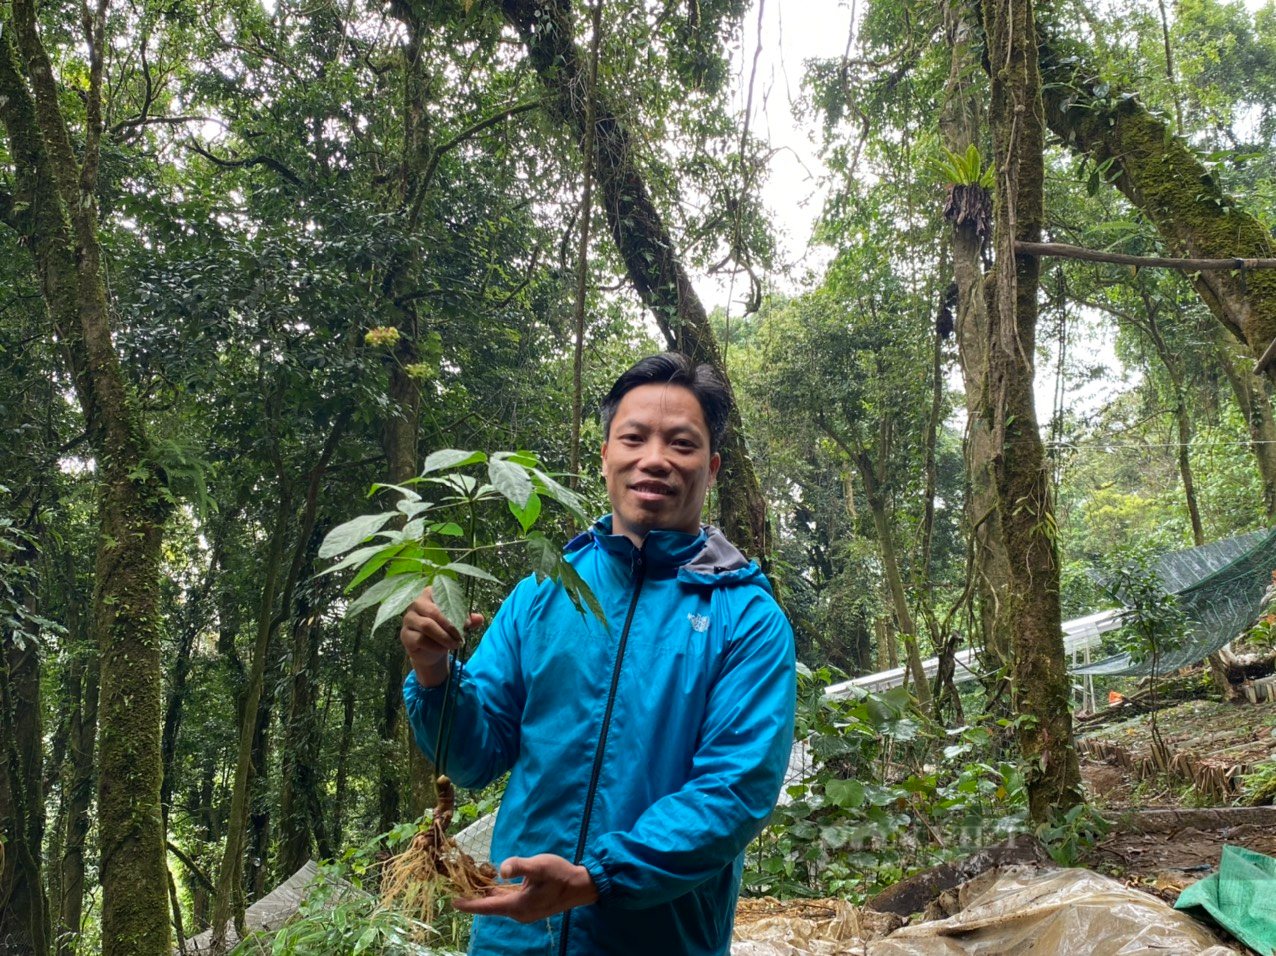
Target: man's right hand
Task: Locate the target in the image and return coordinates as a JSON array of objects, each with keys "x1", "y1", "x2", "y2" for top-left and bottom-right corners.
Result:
[{"x1": 399, "y1": 586, "x2": 485, "y2": 688}]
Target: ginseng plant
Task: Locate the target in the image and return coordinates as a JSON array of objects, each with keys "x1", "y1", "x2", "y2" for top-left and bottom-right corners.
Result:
[{"x1": 318, "y1": 448, "x2": 603, "y2": 922}]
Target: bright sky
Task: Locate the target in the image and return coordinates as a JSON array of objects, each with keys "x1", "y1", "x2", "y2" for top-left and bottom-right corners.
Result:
[{"x1": 692, "y1": 0, "x2": 853, "y2": 317}]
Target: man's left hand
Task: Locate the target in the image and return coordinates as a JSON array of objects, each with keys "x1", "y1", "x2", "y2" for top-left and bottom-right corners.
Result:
[{"x1": 453, "y1": 854, "x2": 599, "y2": 923}]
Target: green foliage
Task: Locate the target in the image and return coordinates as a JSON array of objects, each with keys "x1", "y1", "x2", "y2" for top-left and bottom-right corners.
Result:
[
  {"x1": 746, "y1": 667, "x2": 1030, "y2": 901},
  {"x1": 1034, "y1": 802, "x2": 1111, "y2": 866},
  {"x1": 320, "y1": 451, "x2": 601, "y2": 632},
  {"x1": 1101, "y1": 548, "x2": 1188, "y2": 673},
  {"x1": 929, "y1": 145, "x2": 994, "y2": 188},
  {"x1": 229, "y1": 853, "x2": 463, "y2": 956}
]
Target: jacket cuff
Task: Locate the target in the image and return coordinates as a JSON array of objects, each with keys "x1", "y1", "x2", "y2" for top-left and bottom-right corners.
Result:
[{"x1": 581, "y1": 855, "x2": 614, "y2": 907}]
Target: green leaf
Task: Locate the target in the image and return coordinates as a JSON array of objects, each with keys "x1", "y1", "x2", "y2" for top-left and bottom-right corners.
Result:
[
  {"x1": 525, "y1": 533, "x2": 560, "y2": 580},
  {"x1": 531, "y1": 469, "x2": 591, "y2": 524},
  {"x1": 494, "y1": 450, "x2": 541, "y2": 468},
  {"x1": 370, "y1": 482, "x2": 421, "y2": 503},
  {"x1": 421, "y1": 449, "x2": 486, "y2": 474},
  {"x1": 444, "y1": 561, "x2": 501, "y2": 584},
  {"x1": 346, "y1": 573, "x2": 425, "y2": 621},
  {"x1": 432, "y1": 574, "x2": 469, "y2": 632},
  {"x1": 371, "y1": 574, "x2": 431, "y2": 634},
  {"x1": 396, "y1": 499, "x2": 434, "y2": 519},
  {"x1": 320, "y1": 512, "x2": 397, "y2": 559},
  {"x1": 316, "y1": 543, "x2": 388, "y2": 579},
  {"x1": 429, "y1": 521, "x2": 465, "y2": 537},
  {"x1": 556, "y1": 557, "x2": 606, "y2": 625},
  {"x1": 346, "y1": 543, "x2": 410, "y2": 591},
  {"x1": 508, "y1": 489, "x2": 542, "y2": 533},
  {"x1": 825, "y1": 778, "x2": 865, "y2": 809},
  {"x1": 488, "y1": 458, "x2": 534, "y2": 508}
]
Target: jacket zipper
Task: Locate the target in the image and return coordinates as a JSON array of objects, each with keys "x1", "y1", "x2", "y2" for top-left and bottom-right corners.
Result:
[{"x1": 558, "y1": 551, "x2": 647, "y2": 956}]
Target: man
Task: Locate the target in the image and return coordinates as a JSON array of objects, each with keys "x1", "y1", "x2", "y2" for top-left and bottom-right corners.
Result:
[{"x1": 400, "y1": 353, "x2": 796, "y2": 955}]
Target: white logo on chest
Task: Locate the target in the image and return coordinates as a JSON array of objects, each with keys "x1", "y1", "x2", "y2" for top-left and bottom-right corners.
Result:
[{"x1": 687, "y1": 613, "x2": 710, "y2": 633}]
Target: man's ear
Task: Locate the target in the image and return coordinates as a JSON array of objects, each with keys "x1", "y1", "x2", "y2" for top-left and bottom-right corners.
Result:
[
  {"x1": 600, "y1": 440, "x2": 610, "y2": 479},
  {"x1": 708, "y1": 452, "x2": 721, "y2": 484}
]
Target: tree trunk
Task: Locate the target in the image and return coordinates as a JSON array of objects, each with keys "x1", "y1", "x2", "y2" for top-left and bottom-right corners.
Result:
[
  {"x1": 940, "y1": 2, "x2": 1014, "y2": 678},
  {"x1": 0, "y1": 9, "x2": 172, "y2": 952},
  {"x1": 57, "y1": 579, "x2": 97, "y2": 956},
  {"x1": 499, "y1": 0, "x2": 769, "y2": 557},
  {"x1": 1215, "y1": 329, "x2": 1276, "y2": 522},
  {"x1": 1039, "y1": 37, "x2": 1276, "y2": 379},
  {"x1": 1141, "y1": 305, "x2": 1206, "y2": 544},
  {"x1": 856, "y1": 452, "x2": 931, "y2": 708},
  {"x1": 981, "y1": 0, "x2": 1082, "y2": 821},
  {"x1": 1, "y1": 591, "x2": 49, "y2": 956},
  {"x1": 210, "y1": 495, "x2": 291, "y2": 950},
  {"x1": 331, "y1": 625, "x2": 363, "y2": 851}
]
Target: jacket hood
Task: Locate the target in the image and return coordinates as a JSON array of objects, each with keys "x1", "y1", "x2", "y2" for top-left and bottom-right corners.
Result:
[{"x1": 566, "y1": 516, "x2": 770, "y2": 591}]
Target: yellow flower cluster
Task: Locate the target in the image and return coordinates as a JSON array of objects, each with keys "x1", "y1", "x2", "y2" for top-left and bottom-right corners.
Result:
[{"x1": 364, "y1": 326, "x2": 401, "y2": 348}]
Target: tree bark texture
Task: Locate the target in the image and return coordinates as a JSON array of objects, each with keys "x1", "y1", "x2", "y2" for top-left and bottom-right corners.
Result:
[
  {"x1": 499, "y1": 0, "x2": 769, "y2": 557},
  {"x1": 57, "y1": 576, "x2": 97, "y2": 956},
  {"x1": 0, "y1": 7, "x2": 173, "y2": 953},
  {"x1": 981, "y1": 0, "x2": 1083, "y2": 821},
  {"x1": 1039, "y1": 38, "x2": 1276, "y2": 380},
  {"x1": 1, "y1": 610, "x2": 49, "y2": 956},
  {"x1": 1215, "y1": 330, "x2": 1276, "y2": 522},
  {"x1": 940, "y1": 1, "x2": 1013, "y2": 677}
]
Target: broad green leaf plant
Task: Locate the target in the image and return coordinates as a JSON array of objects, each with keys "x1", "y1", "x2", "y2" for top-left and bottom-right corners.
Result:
[{"x1": 320, "y1": 450, "x2": 604, "y2": 634}]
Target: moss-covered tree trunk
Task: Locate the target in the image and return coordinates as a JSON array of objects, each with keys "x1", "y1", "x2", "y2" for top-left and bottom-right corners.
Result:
[
  {"x1": 499, "y1": 0, "x2": 769, "y2": 557},
  {"x1": 56, "y1": 561, "x2": 97, "y2": 956},
  {"x1": 1039, "y1": 39, "x2": 1276, "y2": 380},
  {"x1": 981, "y1": 0, "x2": 1082, "y2": 821},
  {"x1": 1, "y1": 589, "x2": 49, "y2": 956},
  {"x1": 0, "y1": 5, "x2": 173, "y2": 952},
  {"x1": 1215, "y1": 330, "x2": 1276, "y2": 522},
  {"x1": 940, "y1": 1, "x2": 1014, "y2": 682}
]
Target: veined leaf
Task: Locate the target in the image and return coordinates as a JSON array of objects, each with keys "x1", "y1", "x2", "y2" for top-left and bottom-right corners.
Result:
[
  {"x1": 525, "y1": 533, "x2": 560, "y2": 580},
  {"x1": 429, "y1": 521, "x2": 465, "y2": 537},
  {"x1": 489, "y1": 458, "x2": 534, "y2": 508},
  {"x1": 445, "y1": 561, "x2": 501, "y2": 584},
  {"x1": 555, "y1": 557, "x2": 606, "y2": 626},
  {"x1": 493, "y1": 450, "x2": 541, "y2": 468},
  {"x1": 432, "y1": 574, "x2": 469, "y2": 632},
  {"x1": 315, "y1": 543, "x2": 388, "y2": 579},
  {"x1": 531, "y1": 469, "x2": 591, "y2": 524},
  {"x1": 371, "y1": 574, "x2": 433, "y2": 633},
  {"x1": 508, "y1": 491, "x2": 542, "y2": 533},
  {"x1": 421, "y1": 449, "x2": 486, "y2": 474},
  {"x1": 346, "y1": 573, "x2": 424, "y2": 620},
  {"x1": 346, "y1": 543, "x2": 409, "y2": 591},
  {"x1": 370, "y1": 482, "x2": 422, "y2": 503},
  {"x1": 320, "y1": 512, "x2": 397, "y2": 559}
]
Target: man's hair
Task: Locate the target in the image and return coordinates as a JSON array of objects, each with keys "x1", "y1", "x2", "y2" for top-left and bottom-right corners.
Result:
[{"x1": 600, "y1": 353, "x2": 731, "y2": 455}]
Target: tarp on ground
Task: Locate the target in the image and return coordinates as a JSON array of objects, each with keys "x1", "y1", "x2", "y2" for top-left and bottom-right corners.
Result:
[
  {"x1": 1175, "y1": 844, "x2": 1276, "y2": 956},
  {"x1": 731, "y1": 866, "x2": 1238, "y2": 955},
  {"x1": 1074, "y1": 528, "x2": 1276, "y2": 678}
]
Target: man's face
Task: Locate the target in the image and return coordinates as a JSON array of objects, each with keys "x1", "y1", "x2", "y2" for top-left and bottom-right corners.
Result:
[{"x1": 601, "y1": 383, "x2": 721, "y2": 546}]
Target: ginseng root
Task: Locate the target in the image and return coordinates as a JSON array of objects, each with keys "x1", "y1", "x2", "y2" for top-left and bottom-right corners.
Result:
[{"x1": 380, "y1": 775, "x2": 501, "y2": 920}]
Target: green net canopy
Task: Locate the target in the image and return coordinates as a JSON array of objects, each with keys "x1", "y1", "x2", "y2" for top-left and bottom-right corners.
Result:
[{"x1": 1072, "y1": 529, "x2": 1276, "y2": 677}]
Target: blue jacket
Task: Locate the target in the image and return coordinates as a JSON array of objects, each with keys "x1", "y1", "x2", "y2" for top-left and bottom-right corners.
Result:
[{"x1": 404, "y1": 517, "x2": 796, "y2": 955}]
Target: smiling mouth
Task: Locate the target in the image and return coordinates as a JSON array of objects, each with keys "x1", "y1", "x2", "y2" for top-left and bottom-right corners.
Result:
[{"x1": 630, "y1": 482, "x2": 675, "y2": 498}]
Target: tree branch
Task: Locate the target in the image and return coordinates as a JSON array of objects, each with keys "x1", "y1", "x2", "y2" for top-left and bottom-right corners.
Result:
[
  {"x1": 417, "y1": 99, "x2": 541, "y2": 200},
  {"x1": 184, "y1": 140, "x2": 302, "y2": 186},
  {"x1": 1017, "y1": 240, "x2": 1276, "y2": 270}
]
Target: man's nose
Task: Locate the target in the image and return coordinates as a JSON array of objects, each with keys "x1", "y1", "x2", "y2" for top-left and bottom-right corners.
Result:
[{"x1": 637, "y1": 442, "x2": 671, "y2": 472}]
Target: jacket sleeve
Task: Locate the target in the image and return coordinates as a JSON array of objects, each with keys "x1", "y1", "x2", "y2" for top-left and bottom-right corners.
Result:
[
  {"x1": 402, "y1": 577, "x2": 533, "y2": 790},
  {"x1": 579, "y1": 593, "x2": 796, "y2": 908}
]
